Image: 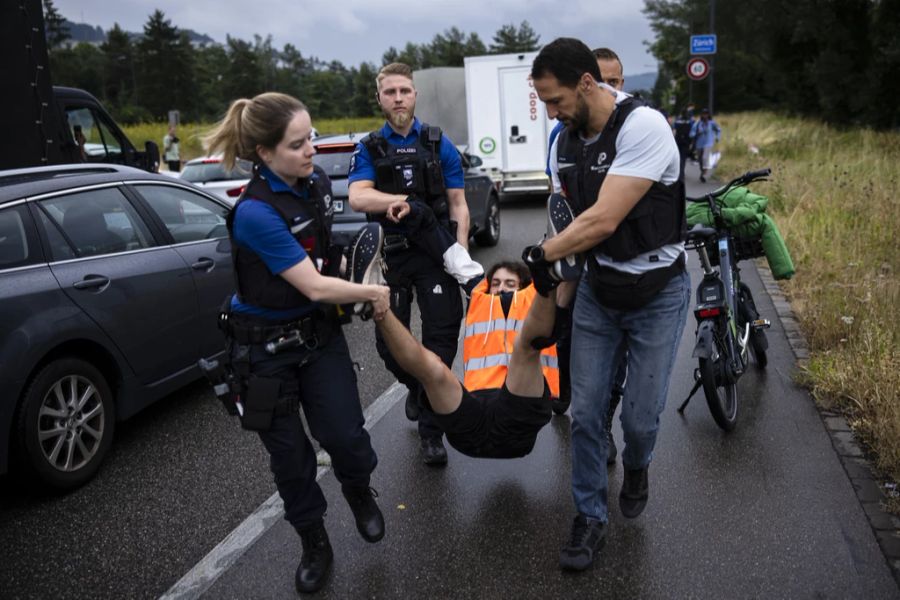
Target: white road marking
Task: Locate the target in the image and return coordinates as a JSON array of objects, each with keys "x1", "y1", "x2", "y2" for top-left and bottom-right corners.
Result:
[{"x1": 159, "y1": 381, "x2": 406, "y2": 600}]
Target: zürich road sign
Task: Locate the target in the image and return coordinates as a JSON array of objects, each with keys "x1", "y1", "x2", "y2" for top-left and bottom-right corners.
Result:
[{"x1": 691, "y1": 34, "x2": 717, "y2": 55}]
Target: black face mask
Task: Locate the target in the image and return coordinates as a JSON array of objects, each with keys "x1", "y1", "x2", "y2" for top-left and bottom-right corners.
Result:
[{"x1": 499, "y1": 290, "x2": 515, "y2": 317}]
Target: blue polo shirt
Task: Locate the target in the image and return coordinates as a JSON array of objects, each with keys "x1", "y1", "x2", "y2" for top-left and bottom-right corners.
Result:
[
  {"x1": 230, "y1": 164, "x2": 319, "y2": 320},
  {"x1": 348, "y1": 118, "x2": 465, "y2": 189}
]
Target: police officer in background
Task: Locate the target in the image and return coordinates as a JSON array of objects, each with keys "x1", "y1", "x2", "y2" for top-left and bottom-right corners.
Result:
[
  {"x1": 349, "y1": 62, "x2": 470, "y2": 466},
  {"x1": 528, "y1": 38, "x2": 690, "y2": 572},
  {"x1": 204, "y1": 92, "x2": 390, "y2": 594}
]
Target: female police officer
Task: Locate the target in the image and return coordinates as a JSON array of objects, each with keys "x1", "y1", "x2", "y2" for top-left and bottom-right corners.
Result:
[{"x1": 204, "y1": 92, "x2": 390, "y2": 594}]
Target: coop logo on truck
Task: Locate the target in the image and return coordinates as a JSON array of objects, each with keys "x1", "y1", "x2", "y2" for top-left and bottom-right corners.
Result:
[{"x1": 528, "y1": 79, "x2": 539, "y2": 121}]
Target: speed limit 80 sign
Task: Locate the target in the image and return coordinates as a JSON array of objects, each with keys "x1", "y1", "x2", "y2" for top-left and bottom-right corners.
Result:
[{"x1": 687, "y1": 57, "x2": 710, "y2": 81}]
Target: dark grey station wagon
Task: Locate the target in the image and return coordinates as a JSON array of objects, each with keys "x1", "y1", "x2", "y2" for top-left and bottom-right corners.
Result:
[{"x1": 0, "y1": 164, "x2": 234, "y2": 489}]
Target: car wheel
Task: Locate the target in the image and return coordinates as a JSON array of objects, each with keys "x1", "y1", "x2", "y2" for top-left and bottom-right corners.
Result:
[
  {"x1": 15, "y1": 358, "x2": 115, "y2": 490},
  {"x1": 474, "y1": 193, "x2": 500, "y2": 247}
]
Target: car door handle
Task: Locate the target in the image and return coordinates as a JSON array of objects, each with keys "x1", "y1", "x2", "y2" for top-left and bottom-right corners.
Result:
[
  {"x1": 191, "y1": 257, "x2": 215, "y2": 271},
  {"x1": 73, "y1": 275, "x2": 110, "y2": 290}
]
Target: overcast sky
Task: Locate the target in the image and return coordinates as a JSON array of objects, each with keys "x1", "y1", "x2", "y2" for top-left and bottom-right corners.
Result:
[{"x1": 54, "y1": 0, "x2": 659, "y2": 75}]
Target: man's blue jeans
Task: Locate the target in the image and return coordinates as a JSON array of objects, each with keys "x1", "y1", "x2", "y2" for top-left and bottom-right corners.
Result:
[{"x1": 570, "y1": 269, "x2": 690, "y2": 521}]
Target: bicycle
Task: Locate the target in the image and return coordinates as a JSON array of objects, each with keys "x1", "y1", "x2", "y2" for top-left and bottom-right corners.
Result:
[{"x1": 677, "y1": 168, "x2": 773, "y2": 431}]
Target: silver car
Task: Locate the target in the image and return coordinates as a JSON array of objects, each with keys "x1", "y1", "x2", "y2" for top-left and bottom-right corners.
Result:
[{"x1": 179, "y1": 156, "x2": 252, "y2": 204}]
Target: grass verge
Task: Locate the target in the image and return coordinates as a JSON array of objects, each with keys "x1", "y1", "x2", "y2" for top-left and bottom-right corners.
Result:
[
  {"x1": 122, "y1": 117, "x2": 384, "y2": 163},
  {"x1": 717, "y1": 112, "x2": 900, "y2": 492}
]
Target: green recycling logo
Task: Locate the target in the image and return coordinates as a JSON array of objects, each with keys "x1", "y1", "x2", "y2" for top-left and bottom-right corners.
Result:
[{"x1": 479, "y1": 137, "x2": 497, "y2": 155}]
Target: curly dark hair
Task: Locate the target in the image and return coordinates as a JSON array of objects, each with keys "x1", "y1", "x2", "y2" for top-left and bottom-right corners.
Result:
[{"x1": 486, "y1": 261, "x2": 531, "y2": 291}]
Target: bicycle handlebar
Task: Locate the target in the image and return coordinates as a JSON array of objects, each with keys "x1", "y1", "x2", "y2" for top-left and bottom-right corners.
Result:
[{"x1": 686, "y1": 167, "x2": 771, "y2": 202}]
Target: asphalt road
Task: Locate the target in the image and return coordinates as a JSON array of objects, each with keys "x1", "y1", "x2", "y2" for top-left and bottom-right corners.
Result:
[{"x1": 1, "y1": 167, "x2": 896, "y2": 599}]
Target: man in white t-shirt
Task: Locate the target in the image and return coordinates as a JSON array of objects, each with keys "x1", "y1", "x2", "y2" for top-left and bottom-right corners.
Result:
[{"x1": 525, "y1": 37, "x2": 691, "y2": 572}]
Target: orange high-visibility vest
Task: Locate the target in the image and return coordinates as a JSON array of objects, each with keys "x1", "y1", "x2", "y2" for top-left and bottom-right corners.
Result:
[{"x1": 462, "y1": 279, "x2": 560, "y2": 397}]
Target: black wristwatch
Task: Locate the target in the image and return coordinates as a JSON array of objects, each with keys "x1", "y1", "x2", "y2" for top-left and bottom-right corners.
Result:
[{"x1": 526, "y1": 244, "x2": 546, "y2": 264}]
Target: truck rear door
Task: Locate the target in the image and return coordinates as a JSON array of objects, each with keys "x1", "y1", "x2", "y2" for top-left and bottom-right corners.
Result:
[{"x1": 499, "y1": 67, "x2": 549, "y2": 173}]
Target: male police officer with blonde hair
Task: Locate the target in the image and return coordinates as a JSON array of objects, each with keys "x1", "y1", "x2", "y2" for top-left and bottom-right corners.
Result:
[{"x1": 349, "y1": 63, "x2": 472, "y2": 466}]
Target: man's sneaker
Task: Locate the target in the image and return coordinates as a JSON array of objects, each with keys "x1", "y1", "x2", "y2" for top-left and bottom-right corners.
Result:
[
  {"x1": 619, "y1": 467, "x2": 649, "y2": 518},
  {"x1": 347, "y1": 223, "x2": 385, "y2": 317},
  {"x1": 421, "y1": 436, "x2": 448, "y2": 467},
  {"x1": 341, "y1": 485, "x2": 385, "y2": 543},
  {"x1": 547, "y1": 194, "x2": 584, "y2": 281},
  {"x1": 559, "y1": 514, "x2": 607, "y2": 571},
  {"x1": 296, "y1": 521, "x2": 333, "y2": 594}
]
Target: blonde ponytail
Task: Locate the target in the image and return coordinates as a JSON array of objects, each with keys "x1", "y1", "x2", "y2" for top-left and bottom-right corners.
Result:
[{"x1": 202, "y1": 93, "x2": 307, "y2": 170}]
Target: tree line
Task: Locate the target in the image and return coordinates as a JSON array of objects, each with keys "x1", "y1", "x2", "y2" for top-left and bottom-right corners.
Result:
[
  {"x1": 42, "y1": 0, "x2": 540, "y2": 123},
  {"x1": 644, "y1": 0, "x2": 900, "y2": 129}
]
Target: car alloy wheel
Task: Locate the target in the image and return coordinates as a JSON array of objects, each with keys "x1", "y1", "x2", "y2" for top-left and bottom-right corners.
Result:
[{"x1": 17, "y1": 358, "x2": 115, "y2": 489}]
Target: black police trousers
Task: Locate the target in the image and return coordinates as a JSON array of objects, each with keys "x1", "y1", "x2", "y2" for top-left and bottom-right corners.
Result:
[
  {"x1": 375, "y1": 247, "x2": 463, "y2": 440},
  {"x1": 239, "y1": 331, "x2": 377, "y2": 532}
]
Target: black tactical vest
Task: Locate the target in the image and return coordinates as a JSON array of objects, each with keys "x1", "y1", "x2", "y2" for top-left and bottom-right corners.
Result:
[
  {"x1": 555, "y1": 97, "x2": 686, "y2": 262},
  {"x1": 226, "y1": 164, "x2": 334, "y2": 310},
  {"x1": 361, "y1": 123, "x2": 449, "y2": 222}
]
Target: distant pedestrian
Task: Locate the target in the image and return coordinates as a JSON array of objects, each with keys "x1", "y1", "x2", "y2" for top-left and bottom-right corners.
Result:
[
  {"x1": 672, "y1": 109, "x2": 694, "y2": 178},
  {"x1": 163, "y1": 125, "x2": 181, "y2": 172},
  {"x1": 690, "y1": 108, "x2": 721, "y2": 182}
]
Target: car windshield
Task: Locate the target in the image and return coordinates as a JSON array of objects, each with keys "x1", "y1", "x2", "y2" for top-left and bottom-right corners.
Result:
[{"x1": 182, "y1": 160, "x2": 251, "y2": 183}]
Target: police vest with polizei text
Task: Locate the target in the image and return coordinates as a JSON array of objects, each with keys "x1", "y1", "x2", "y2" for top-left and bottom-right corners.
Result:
[
  {"x1": 226, "y1": 165, "x2": 334, "y2": 310},
  {"x1": 361, "y1": 123, "x2": 449, "y2": 223},
  {"x1": 555, "y1": 97, "x2": 686, "y2": 262}
]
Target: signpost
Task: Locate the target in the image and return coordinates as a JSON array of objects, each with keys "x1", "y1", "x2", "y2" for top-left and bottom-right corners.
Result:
[
  {"x1": 686, "y1": 58, "x2": 710, "y2": 81},
  {"x1": 690, "y1": 34, "x2": 717, "y2": 55}
]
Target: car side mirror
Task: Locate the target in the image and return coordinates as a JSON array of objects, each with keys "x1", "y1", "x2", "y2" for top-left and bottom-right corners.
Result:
[
  {"x1": 144, "y1": 141, "x2": 161, "y2": 173},
  {"x1": 466, "y1": 154, "x2": 483, "y2": 168}
]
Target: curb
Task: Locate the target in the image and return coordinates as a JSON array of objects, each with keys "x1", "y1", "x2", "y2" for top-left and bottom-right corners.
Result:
[{"x1": 755, "y1": 262, "x2": 900, "y2": 588}]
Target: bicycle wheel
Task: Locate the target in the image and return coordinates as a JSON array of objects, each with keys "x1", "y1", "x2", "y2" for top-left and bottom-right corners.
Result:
[
  {"x1": 698, "y1": 337, "x2": 738, "y2": 431},
  {"x1": 738, "y1": 282, "x2": 768, "y2": 369}
]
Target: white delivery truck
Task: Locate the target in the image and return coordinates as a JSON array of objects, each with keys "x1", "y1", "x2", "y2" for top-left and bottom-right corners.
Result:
[{"x1": 464, "y1": 52, "x2": 555, "y2": 196}]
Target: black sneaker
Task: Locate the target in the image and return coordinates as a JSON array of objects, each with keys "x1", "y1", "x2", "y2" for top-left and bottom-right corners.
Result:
[
  {"x1": 559, "y1": 514, "x2": 607, "y2": 571},
  {"x1": 341, "y1": 485, "x2": 385, "y2": 543},
  {"x1": 619, "y1": 467, "x2": 649, "y2": 518},
  {"x1": 296, "y1": 521, "x2": 333, "y2": 594},
  {"x1": 547, "y1": 194, "x2": 584, "y2": 281},
  {"x1": 347, "y1": 223, "x2": 385, "y2": 318},
  {"x1": 421, "y1": 436, "x2": 448, "y2": 467}
]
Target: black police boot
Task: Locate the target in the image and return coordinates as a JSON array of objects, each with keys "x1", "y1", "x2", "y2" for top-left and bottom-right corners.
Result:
[
  {"x1": 295, "y1": 521, "x2": 333, "y2": 594},
  {"x1": 606, "y1": 392, "x2": 621, "y2": 465},
  {"x1": 341, "y1": 485, "x2": 385, "y2": 543},
  {"x1": 421, "y1": 436, "x2": 448, "y2": 466}
]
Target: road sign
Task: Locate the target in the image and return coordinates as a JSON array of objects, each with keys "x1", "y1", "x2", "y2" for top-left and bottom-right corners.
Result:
[
  {"x1": 691, "y1": 34, "x2": 717, "y2": 55},
  {"x1": 687, "y1": 57, "x2": 710, "y2": 81}
]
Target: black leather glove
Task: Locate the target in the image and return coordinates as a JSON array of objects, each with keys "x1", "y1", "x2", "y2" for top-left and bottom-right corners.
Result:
[
  {"x1": 401, "y1": 196, "x2": 437, "y2": 233},
  {"x1": 530, "y1": 305, "x2": 569, "y2": 350},
  {"x1": 522, "y1": 244, "x2": 559, "y2": 297}
]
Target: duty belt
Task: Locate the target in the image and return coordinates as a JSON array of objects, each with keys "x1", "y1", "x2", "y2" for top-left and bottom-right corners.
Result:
[{"x1": 221, "y1": 312, "x2": 332, "y2": 351}]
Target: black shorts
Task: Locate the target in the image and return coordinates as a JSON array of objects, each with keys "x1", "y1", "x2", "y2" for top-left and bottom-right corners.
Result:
[{"x1": 433, "y1": 382, "x2": 552, "y2": 459}]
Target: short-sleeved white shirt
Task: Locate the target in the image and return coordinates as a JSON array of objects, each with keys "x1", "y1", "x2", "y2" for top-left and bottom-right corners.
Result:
[{"x1": 549, "y1": 90, "x2": 683, "y2": 274}]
